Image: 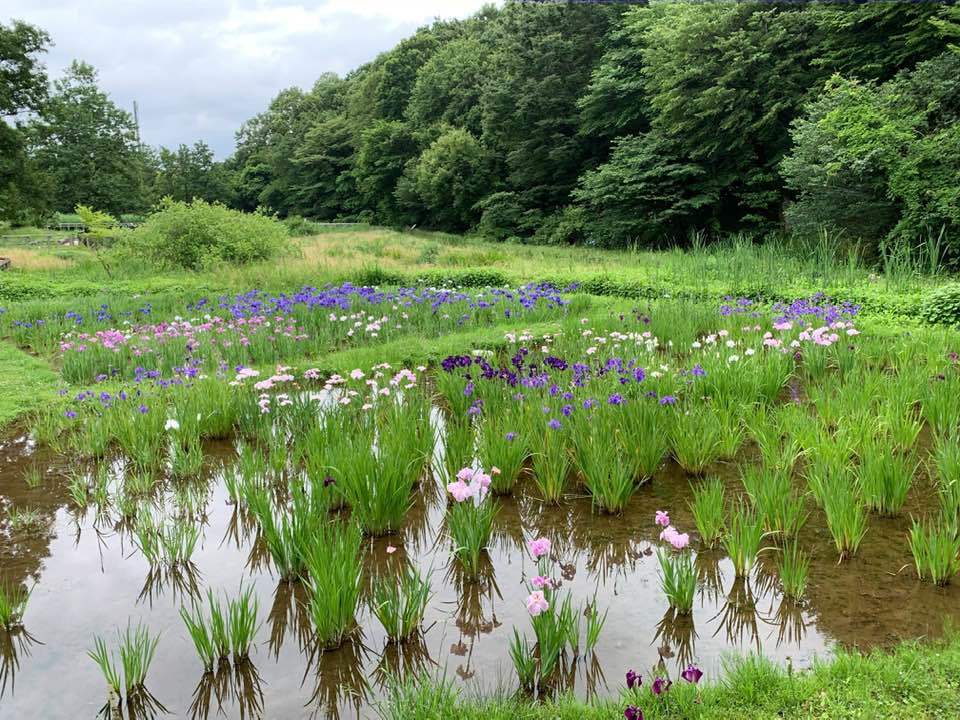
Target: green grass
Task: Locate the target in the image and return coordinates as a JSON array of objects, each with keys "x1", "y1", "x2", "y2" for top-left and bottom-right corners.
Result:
[
  {"x1": 0, "y1": 341, "x2": 59, "y2": 425},
  {"x1": 382, "y1": 630, "x2": 960, "y2": 719}
]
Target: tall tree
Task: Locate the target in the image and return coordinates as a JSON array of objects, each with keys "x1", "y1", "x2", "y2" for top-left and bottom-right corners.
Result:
[
  {"x1": 0, "y1": 20, "x2": 52, "y2": 223},
  {"x1": 28, "y1": 61, "x2": 149, "y2": 214}
]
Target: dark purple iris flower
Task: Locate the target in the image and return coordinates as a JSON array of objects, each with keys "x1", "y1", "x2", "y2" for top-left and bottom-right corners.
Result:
[
  {"x1": 681, "y1": 664, "x2": 703, "y2": 684},
  {"x1": 561, "y1": 404, "x2": 574, "y2": 417},
  {"x1": 625, "y1": 669, "x2": 641, "y2": 689},
  {"x1": 323, "y1": 475, "x2": 336, "y2": 487},
  {"x1": 624, "y1": 706, "x2": 643, "y2": 720},
  {"x1": 608, "y1": 393, "x2": 624, "y2": 405},
  {"x1": 651, "y1": 677, "x2": 672, "y2": 696}
]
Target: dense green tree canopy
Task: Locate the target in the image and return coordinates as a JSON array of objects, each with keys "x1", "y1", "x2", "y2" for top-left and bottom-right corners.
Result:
[{"x1": 5, "y1": 1, "x2": 960, "y2": 259}]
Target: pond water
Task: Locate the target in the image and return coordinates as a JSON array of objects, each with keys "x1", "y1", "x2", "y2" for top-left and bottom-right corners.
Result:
[{"x1": 0, "y1": 425, "x2": 956, "y2": 720}]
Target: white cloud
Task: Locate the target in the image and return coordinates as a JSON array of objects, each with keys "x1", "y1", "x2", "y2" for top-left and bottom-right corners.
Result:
[{"x1": 2, "y1": 0, "x2": 496, "y2": 156}]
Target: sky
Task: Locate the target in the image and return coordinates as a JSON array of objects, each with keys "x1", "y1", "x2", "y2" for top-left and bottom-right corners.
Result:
[{"x1": 4, "y1": 1, "x2": 494, "y2": 157}]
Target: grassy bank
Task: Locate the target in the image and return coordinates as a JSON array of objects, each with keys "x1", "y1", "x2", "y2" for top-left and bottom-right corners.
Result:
[
  {"x1": 384, "y1": 631, "x2": 960, "y2": 720},
  {"x1": 1, "y1": 226, "x2": 955, "y2": 322},
  {"x1": 0, "y1": 340, "x2": 59, "y2": 425}
]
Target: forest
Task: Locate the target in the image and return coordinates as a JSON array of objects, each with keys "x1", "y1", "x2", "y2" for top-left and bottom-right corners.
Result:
[{"x1": 2, "y1": 1, "x2": 960, "y2": 258}]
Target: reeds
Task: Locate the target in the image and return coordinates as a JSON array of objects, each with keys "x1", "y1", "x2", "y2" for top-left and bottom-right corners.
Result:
[
  {"x1": 372, "y1": 567, "x2": 432, "y2": 642},
  {"x1": 909, "y1": 518, "x2": 960, "y2": 586},
  {"x1": 87, "y1": 622, "x2": 160, "y2": 697},
  {"x1": 857, "y1": 442, "x2": 916, "y2": 516},
  {"x1": 723, "y1": 502, "x2": 764, "y2": 577},
  {"x1": 689, "y1": 477, "x2": 725, "y2": 547},
  {"x1": 0, "y1": 583, "x2": 30, "y2": 629},
  {"x1": 822, "y1": 479, "x2": 868, "y2": 559},
  {"x1": 778, "y1": 540, "x2": 810, "y2": 600},
  {"x1": 302, "y1": 521, "x2": 363, "y2": 649},
  {"x1": 657, "y1": 549, "x2": 696, "y2": 614}
]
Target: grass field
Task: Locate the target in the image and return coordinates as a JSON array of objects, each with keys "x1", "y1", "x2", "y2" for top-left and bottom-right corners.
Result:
[{"x1": 1, "y1": 226, "x2": 960, "y2": 718}]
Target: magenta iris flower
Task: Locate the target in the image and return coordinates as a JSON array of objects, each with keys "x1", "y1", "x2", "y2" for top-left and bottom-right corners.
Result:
[
  {"x1": 651, "y1": 677, "x2": 672, "y2": 696},
  {"x1": 681, "y1": 664, "x2": 703, "y2": 684},
  {"x1": 624, "y1": 706, "x2": 643, "y2": 720},
  {"x1": 625, "y1": 669, "x2": 641, "y2": 689}
]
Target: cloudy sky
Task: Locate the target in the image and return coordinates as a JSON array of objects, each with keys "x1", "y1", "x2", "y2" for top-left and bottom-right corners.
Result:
[{"x1": 4, "y1": 1, "x2": 494, "y2": 157}]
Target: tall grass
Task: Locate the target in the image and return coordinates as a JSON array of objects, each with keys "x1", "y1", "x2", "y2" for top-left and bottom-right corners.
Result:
[
  {"x1": 372, "y1": 567, "x2": 432, "y2": 642},
  {"x1": 857, "y1": 442, "x2": 916, "y2": 516},
  {"x1": 822, "y1": 480, "x2": 868, "y2": 559},
  {"x1": 302, "y1": 521, "x2": 363, "y2": 649},
  {"x1": 0, "y1": 583, "x2": 30, "y2": 629},
  {"x1": 778, "y1": 541, "x2": 810, "y2": 600},
  {"x1": 88, "y1": 622, "x2": 160, "y2": 697},
  {"x1": 909, "y1": 518, "x2": 960, "y2": 586},
  {"x1": 689, "y1": 477, "x2": 725, "y2": 547},
  {"x1": 723, "y1": 503, "x2": 764, "y2": 578},
  {"x1": 657, "y1": 549, "x2": 696, "y2": 614}
]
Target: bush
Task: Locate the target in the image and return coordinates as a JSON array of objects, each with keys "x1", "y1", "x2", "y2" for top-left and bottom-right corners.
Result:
[
  {"x1": 120, "y1": 199, "x2": 291, "y2": 270},
  {"x1": 919, "y1": 283, "x2": 960, "y2": 327}
]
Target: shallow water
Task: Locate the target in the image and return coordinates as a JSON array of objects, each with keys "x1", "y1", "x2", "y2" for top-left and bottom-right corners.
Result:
[{"x1": 0, "y1": 426, "x2": 956, "y2": 720}]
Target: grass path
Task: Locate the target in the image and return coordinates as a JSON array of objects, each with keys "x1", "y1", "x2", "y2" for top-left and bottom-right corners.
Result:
[
  {"x1": 0, "y1": 340, "x2": 59, "y2": 425},
  {"x1": 385, "y1": 632, "x2": 960, "y2": 719}
]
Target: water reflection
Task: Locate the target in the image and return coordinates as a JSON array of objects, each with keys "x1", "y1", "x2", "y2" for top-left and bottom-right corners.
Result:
[
  {"x1": 0, "y1": 626, "x2": 41, "y2": 699},
  {"x1": 372, "y1": 632, "x2": 436, "y2": 690},
  {"x1": 137, "y1": 561, "x2": 203, "y2": 607},
  {"x1": 188, "y1": 659, "x2": 265, "y2": 720},
  {"x1": 654, "y1": 608, "x2": 697, "y2": 671},
  {"x1": 266, "y1": 580, "x2": 313, "y2": 659},
  {"x1": 304, "y1": 637, "x2": 371, "y2": 720},
  {"x1": 97, "y1": 687, "x2": 168, "y2": 720},
  {"x1": 710, "y1": 577, "x2": 761, "y2": 653}
]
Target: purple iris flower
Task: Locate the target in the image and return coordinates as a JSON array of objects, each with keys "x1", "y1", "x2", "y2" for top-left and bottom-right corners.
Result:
[
  {"x1": 64, "y1": 409, "x2": 77, "y2": 419},
  {"x1": 624, "y1": 706, "x2": 643, "y2": 720},
  {"x1": 608, "y1": 393, "x2": 624, "y2": 405},
  {"x1": 323, "y1": 475, "x2": 335, "y2": 487},
  {"x1": 505, "y1": 432, "x2": 517, "y2": 442},
  {"x1": 651, "y1": 677, "x2": 672, "y2": 696},
  {"x1": 625, "y1": 669, "x2": 641, "y2": 689},
  {"x1": 561, "y1": 404, "x2": 574, "y2": 417},
  {"x1": 659, "y1": 395, "x2": 677, "y2": 406},
  {"x1": 691, "y1": 364, "x2": 706, "y2": 377},
  {"x1": 547, "y1": 418, "x2": 562, "y2": 430},
  {"x1": 681, "y1": 664, "x2": 703, "y2": 684},
  {"x1": 138, "y1": 404, "x2": 149, "y2": 414}
]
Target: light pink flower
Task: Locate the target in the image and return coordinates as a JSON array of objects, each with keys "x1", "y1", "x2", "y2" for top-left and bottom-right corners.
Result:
[
  {"x1": 386, "y1": 545, "x2": 397, "y2": 554},
  {"x1": 528, "y1": 537, "x2": 551, "y2": 559},
  {"x1": 531, "y1": 575, "x2": 554, "y2": 590},
  {"x1": 447, "y1": 480, "x2": 474, "y2": 503},
  {"x1": 456, "y1": 467, "x2": 474, "y2": 483},
  {"x1": 526, "y1": 591, "x2": 549, "y2": 617},
  {"x1": 655, "y1": 510, "x2": 670, "y2": 527},
  {"x1": 660, "y1": 525, "x2": 690, "y2": 550}
]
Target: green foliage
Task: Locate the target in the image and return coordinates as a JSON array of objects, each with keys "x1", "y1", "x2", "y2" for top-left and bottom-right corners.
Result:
[
  {"x1": 372, "y1": 567, "x2": 432, "y2": 643},
  {"x1": 783, "y1": 52, "x2": 960, "y2": 258},
  {"x1": 919, "y1": 283, "x2": 960, "y2": 326},
  {"x1": 657, "y1": 549, "x2": 696, "y2": 614},
  {"x1": 120, "y1": 198, "x2": 291, "y2": 270},
  {"x1": 408, "y1": 127, "x2": 490, "y2": 231},
  {"x1": 689, "y1": 477, "x2": 725, "y2": 548},
  {"x1": 909, "y1": 518, "x2": 960, "y2": 586},
  {"x1": 27, "y1": 61, "x2": 150, "y2": 214}
]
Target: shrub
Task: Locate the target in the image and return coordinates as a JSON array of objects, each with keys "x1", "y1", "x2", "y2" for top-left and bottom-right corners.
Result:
[
  {"x1": 919, "y1": 283, "x2": 960, "y2": 326},
  {"x1": 120, "y1": 198, "x2": 291, "y2": 270}
]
